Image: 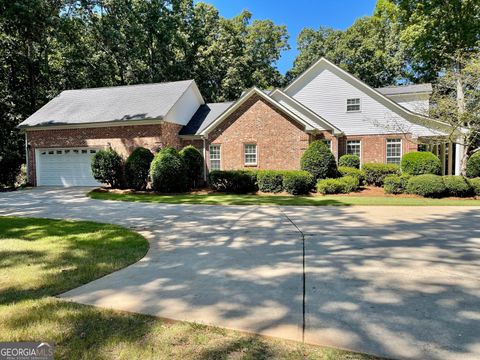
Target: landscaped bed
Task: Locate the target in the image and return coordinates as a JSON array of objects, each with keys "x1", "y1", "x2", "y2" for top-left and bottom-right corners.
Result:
[
  {"x1": 89, "y1": 187, "x2": 480, "y2": 206},
  {"x1": 0, "y1": 217, "x2": 374, "y2": 359}
]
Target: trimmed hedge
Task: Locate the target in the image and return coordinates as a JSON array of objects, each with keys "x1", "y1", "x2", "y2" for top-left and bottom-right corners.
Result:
[
  {"x1": 383, "y1": 174, "x2": 410, "y2": 194},
  {"x1": 150, "y1": 147, "x2": 187, "y2": 192},
  {"x1": 363, "y1": 163, "x2": 400, "y2": 186},
  {"x1": 406, "y1": 174, "x2": 446, "y2": 198},
  {"x1": 466, "y1": 152, "x2": 480, "y2": 178},
  {"x1": 91, "y1": 148, "x2": 124, "y2": 188},
  {"x1": 316, "y1": 176, "x2": 359, "y2": 195},
  {"x1": 401, "y1": 152, "x2": 441, "y2": 175},
  {"x1": 282, "y1": 171, "x2": 314, "y2": 195},
  {"x1": 208, "y1": 170, "x2": 258, "y2": 193},
  {"x1": 442, "y1": 176, "x2": 472, "y2": 197},
  {"x1": 338, "y1": 166, "x2": 365, "y2": 185},
  {"x1": 301, "y1": 141, "x2": 338, "y2": 180},
  {"x1": 179, "y1": 145, "x2": 204, "y2": 188},
  {"x1": 338, "y1": 155, "x2": 360, "y2": 169},
  {"x1": 125, "y1": 147, "x2": 154, "y2": 190},
  {"x1": 257, "y1": 170, "x2": 284, "y2": 193},
  {"x1": 468, "y1": 178, "x2": 480, "y2": 196}
]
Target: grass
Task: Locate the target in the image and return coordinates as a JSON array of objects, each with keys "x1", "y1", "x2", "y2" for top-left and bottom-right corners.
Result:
[
  {"x1": 0, "y1": 217, "x2": 375, "y2": 359},
  {"x1": 89, "y1": 190, "x2": 480, "y2": 206}
]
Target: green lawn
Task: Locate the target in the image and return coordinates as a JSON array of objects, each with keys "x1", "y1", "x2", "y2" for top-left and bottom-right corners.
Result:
[
  {"x1": 89, "y1": 190, "x2": 480, "y2": 206},
  {"x1": 0, "y1": 217, "x2": 375, "y2": 359}
]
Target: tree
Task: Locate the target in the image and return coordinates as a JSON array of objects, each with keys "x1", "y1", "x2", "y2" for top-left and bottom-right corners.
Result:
[{"x1": 286, "y1": 0, "x2": 406, "y2": 87}]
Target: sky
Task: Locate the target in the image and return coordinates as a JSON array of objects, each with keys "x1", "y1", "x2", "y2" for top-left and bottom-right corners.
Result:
[{"x1": 198, "y1": 0, "x2": 378, "y2": 74}]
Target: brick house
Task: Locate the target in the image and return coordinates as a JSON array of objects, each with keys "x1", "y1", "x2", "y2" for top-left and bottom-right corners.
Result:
[{"x1": 19, "y1": 58, "x2": 461, "y2": 187}]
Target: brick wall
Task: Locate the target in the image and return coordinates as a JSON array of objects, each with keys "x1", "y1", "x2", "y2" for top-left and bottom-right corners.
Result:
[
  {"x1": 337, "y1": 134, "x2": 417, "y2": 164},
  {"x1": 26, "y1": 122, "x2": 182, "y2": 185},
  {"x1": 204, "y1": 94, "x2": 310, "y2": 171}
]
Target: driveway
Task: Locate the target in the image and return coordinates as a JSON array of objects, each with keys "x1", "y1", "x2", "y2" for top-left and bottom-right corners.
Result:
[{"x1": 0, "y1": 188, "x2": 479, "y2": 360}]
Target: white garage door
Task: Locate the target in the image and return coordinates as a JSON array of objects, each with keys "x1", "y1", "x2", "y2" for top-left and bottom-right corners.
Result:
[{"x1": 36, "y1": 148, "x2": 103, "y2": 187}]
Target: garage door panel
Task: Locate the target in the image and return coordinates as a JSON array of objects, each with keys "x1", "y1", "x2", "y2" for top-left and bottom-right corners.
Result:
[{"x1": 37, "y1": 148, "x2": 102, "y2": 187}]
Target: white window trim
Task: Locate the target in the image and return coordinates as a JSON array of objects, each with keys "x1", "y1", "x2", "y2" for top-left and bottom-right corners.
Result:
[
  {"x1": 386, "y1": 138, "x2": 403, "y2": 164},
  {"x1": 244, "y1": 143, "x2": 258, "y2": 166},
  {"x1": 346, "y1": 98, "x2": 361, "y2": 113},
  {"x1": 209, "y1": 144, "x2": 221, "y2": 171},
  {"x1": 346, "y1": 140, "x2": 362, "y2": 160}
]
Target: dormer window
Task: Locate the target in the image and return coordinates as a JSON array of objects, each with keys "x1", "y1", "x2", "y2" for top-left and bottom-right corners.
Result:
[{"x1": 347, "y1": 98, "x2": 361, "y2": 112}]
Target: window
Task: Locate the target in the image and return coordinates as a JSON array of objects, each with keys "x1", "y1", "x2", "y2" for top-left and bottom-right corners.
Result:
[
  {"x1": 346, "y1": 140, "x2": 361, "y2": 157},
  {"x1": 320, "y1": 139, "x2": 332, "y2": 150},
  {"x1": 81, "y1": 149, "x2": 88, "y2": 154},
  {"x1": 347, "y1": 98, "x2": 361, "y2": 112},
  {"x1": 244, "y1": 144, "x2": 257, "y2": 165},
  {"x1": 209, "y1": 145, "x2": 221, "y2": 170},
  {"x1": 90, "y1": 149, "x2": 96, "y2": 154},
  {"x1": 386, "y1": 139, "x2": 402, "y2": 164}
]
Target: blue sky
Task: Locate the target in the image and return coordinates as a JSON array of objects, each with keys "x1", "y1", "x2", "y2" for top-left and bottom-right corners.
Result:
[{"x1": 199, "y1": 0, "x2": 377, "y2": 74}]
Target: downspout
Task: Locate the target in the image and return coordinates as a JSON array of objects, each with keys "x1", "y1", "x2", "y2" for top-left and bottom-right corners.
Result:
[
  {"x1": 202, "y1": 136, "x2": 207, "y2": 182},
  {"x1": 24, "y1": 132, "x2": 29, "y2": 184}
]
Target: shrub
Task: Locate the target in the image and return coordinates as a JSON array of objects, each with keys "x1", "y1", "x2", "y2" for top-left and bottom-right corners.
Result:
[
  {"x1": 257, "y1": 170, "x2": 284, "y2": 193},
  {"x1": 179, "y1": 145, "x2": 204, "y2": 188},
  {"x1": 442, "y1": 176, "x2": 472, "y2": 197},
  {"x1": 466, "y1": 152, "x2": 480, "y2": 178},
  {"x1": 124, "y1": 147, "x2": 154, "y2": 190},
  {"x1": 0, "y1": 151, "x2": 23, "y2": 188},
  {"x1": 208, "y1": 170, "x2": 258, "y2": 193},
  {"x1": 468, "y1": 178, "x2": 480, "y2": 196},
  {"x1": 401, "y1": 152, "x2": 441, "y2": 175},
  {"x1": 282, "y1": 171, "x2": 314, "y2": 195},
  {"x1": 91, "y1": 148, "x2": 124, "y2": 188},
  {"x1": 150, "y1": 147, "x2": 187, "y2": 192},
  {"x1": 316, "y1": 176, "x2": 359, "y2": 195},
  {"x1": 301, "y1": 141, "x2": 338, "y2": 180},
  {"x1": 338, "y1": 166, "x2": 365, "y2": 185},
  {"x1": 406, "y1": 174, "x2": 446, "y2": 198},
  {"x1": 383, "y1": 174, "x2": 410, "y2": 194},
  {"x1": 338, "y1": 154, "x2": 360, "y2": 169},
  {"x1": 363, "y1": 163, "x2": 400, "y2": 186}
]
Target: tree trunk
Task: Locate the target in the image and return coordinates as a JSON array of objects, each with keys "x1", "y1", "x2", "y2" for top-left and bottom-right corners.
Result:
[{"x1": 455, "y1": 58, "x2": 468, "y2": 175}]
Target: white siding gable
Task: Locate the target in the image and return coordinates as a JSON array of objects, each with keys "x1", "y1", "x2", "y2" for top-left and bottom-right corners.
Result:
[
  {"x1": 164, "y1": 83, "x2": 204, "y2": 125},
  {"x1": 386, "y1": 94, "x2": 429, "y2": 115},
  {"x1": 286, "y1": 64, "x2": 437, "y2": 137}
]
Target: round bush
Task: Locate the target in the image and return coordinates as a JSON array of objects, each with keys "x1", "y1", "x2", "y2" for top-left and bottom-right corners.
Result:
[
  {"x1": 316, "y1": 176, "x2": 359, "y2": 195},
  {"x1": 383, "y1": 174, "x2": 410, "y2": 195},
  {"x1": 468, "y1": 178, "x2": 480, "y2": 196},
  {"x1": 301, "y1": 141, "x2": 338, "y2": 181},
  {"x1": 338, "y1": 155, "x2": 360, "y2": 169},
  {"x1": 466, "y1": 152, "x2": 480, "y2": 178},
  {"x1": 179, "y1": 145, "x2": 204, "y2": 188},
  {"x1": 338, "y1": 166, "x2": 365, "y2": 185},
  {"x1": 125, "y1": 147, "x2": 154, "y2": 190},
  {"x1": 208, "y1": 170, "x2": 258, "y2": 193},
  {"x1": 91, "y1": 148, "x2": 124, "y2": 188},
  {"x1": 257, "y1": 170, "x2": 284, "y2": 193},
  {"x1": 406, "y1": 174, "x2": 446, "y2": 198},
  {"x1": 401, "y1": 152, "x2": 441, "y2": 175},
  {"x1": 442, "y1": 176, "x2": 472, "y2": 197},
  {"x1": 362, "y1": 163, "x2": 400, "y2": 186},
  {"x1": 282, "y1": 171, "x2": 314, "y2": 195},
  {"x1": 150, "y1": 147, "x2": 187, "y2": 193},
  {"x1": 0, "y1": 151, "x2": 23, "y2": 188}
]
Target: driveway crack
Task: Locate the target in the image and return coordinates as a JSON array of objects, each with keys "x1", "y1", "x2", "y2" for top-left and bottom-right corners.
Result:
[{"x1": 279, "y1": 208, "x2": 306, "y2": 343}]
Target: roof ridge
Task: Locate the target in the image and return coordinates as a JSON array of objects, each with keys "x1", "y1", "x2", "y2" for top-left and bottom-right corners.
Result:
[{"x1": 61, "y1": 79, "x2": 194, "y2": 93}]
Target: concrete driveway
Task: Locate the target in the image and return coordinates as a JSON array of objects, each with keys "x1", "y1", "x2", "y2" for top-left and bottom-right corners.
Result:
[{"x1": 0, "y1": 188, "x2": 479, "y2": 360}]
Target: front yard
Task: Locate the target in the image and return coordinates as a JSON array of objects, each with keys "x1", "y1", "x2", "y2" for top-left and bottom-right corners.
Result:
[
  {"x1": 89, "y1": 188, "x2": 480, "y2": 206},
  {"x1": 0, "y1": 217, "x2": 374, "y2": 359}
]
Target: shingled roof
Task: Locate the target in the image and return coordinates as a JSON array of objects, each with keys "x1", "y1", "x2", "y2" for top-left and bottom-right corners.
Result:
[
  {"x1": 179, "y1": 102, "x2": 234, "y2": 136},
  {"x1": 19, "y1": 80, "x2": 195, "y2": 128}
]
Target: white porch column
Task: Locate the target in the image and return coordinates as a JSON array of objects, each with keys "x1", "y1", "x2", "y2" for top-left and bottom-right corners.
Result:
[{"x1": 455, "y1": 143, "x2": 465, "y2": 175}]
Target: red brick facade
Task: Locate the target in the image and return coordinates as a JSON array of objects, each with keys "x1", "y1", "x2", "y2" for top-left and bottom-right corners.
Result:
[
  {"x1": 26, "y1": 122, "x2": 182, "y2": 185},
  {"x1": 25, "y1": 96, "x2": 420, "y2": 185},
  {"x1": 204, "y1": 94, "x2": 311, "y2": 171}
]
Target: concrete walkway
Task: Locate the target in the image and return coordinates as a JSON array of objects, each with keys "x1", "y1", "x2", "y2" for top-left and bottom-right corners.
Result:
[{"x1": 0, "y1": 188, "x2": 479, "y2": 360}]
